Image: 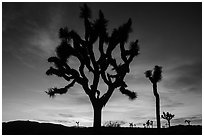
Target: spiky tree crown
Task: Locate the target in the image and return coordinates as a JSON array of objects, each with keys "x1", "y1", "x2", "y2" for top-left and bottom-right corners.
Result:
[
  {"x1": 80, "y1": 4, "x2": 91, "y2": 19},
  {"x1": 45, "y1": 4, "x2": 139, "y2": 105},
  {"x1": 185, "y1": 120, "x2": 191, "y2": 124},
  {"x1": 161, "y1": 112, "x2": 175, "y2": 121},
  {"x1": 145, "y1": 65, "x2": 162, "y2": 83}
]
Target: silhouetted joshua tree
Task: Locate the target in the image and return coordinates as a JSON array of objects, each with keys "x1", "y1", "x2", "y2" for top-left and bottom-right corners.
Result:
[
  {"x1": 161, "y1": 112, "x2": 175, "y2": 128},
  {"x1": 76, "y1": 121, "x2": 80, "y2": 127},
  {"x1": 143, "y1": 123, "x2": 146, "y2": 128},
  {"x1": 45, "y1": 4, "x2": 138, "y2": 128},
  {"x1": 185, "y1": 120, "x2": 191, "y2": 125},
  {"x1": 129, "y1": 122, "x2": 133, "y2": 128},
  {"x1": 146, "y1": 120, "x2": 150, "y2": 128},
  {"x1": 150, "y1": 120, "x2": 153, "y2": 128},
  {"x1": 145, "y1": 65, "x2": 162, "y2": 129}
]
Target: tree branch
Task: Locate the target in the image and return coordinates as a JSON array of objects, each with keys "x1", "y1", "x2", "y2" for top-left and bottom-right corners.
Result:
[
  {"x1": 87, "y1": 42, "x2": 99, "y2": 72},
  {"x1": 46, "y1": 67, "x2": 73, "y2": 81},
  {"x1": 119, "y1": 86, "x2": 137, "y2": 100},
  {"x1": 45, "y1": 80, "x2": 76, "y2": 97},
  {"x1": 100, "y1": 86, "x2": 115, "y2": 107},
  {"x1": 101, "y1": 71, "x2": 111, "y2": 85},
  {"x1": 69, "y1": 30, "x2": 94, "y2": 72},
  {"x1": 120, "y1": 42, "x2": 128, "y2": 63}
]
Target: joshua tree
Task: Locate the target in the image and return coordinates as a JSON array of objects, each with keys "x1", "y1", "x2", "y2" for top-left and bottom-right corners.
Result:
[
  {"x1": 143, "y1": 123, "x2": 146, "y2": 128},
  {"x1": 146, "y1": 120, "x2": 150, "y2": 128},
  {"x1": 185, "y1": 120, "x2": 191, "y2": 125},
  {"x1": 161, "y1": 112, "x2": 175, "y2": 128},
  {"x1": 129, "y1": 122, "x2": 133, "y2": 128},
  {"x1": 145, "y1": 65, "x2": 162, "y2": 129},
  {"x1": 150, "y1": 120, "x2": 153, "y2": 128},
  {"x1": 76, "y1": 121, "x2": 80, "y2": 127},
  {"x1": 45, "y1": 4, "x2": 138, "y2": 128}
]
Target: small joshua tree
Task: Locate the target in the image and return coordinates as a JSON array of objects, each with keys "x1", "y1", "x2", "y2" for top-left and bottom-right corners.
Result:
[
  {"x1": 150, "y1": 120, "x2": 153, "y2": 128},
  {"x1": 161, "y1": 112, "x2": 175, "y2": 128},
  {"x1": 129, "y1": 122, "x2": 133, "y2": 128},
  {"x1": 145, "y1": 65, "x2": 162, "y2": 129},
  {"x1": 185, "y1": 120, "x2": 191, "y2": 125},
  {"x1": 146, "y1": 120, "x2": 150, "y2": 128},
  {"x1": 45, "y1": 4, "x2": 138, "y2": 128},
  {"x1": 76, "y1": 121, "x2": 80, "y2": 127},
  {"x1": 143, "y1": 123, "x2": 146, "y2": 128}
]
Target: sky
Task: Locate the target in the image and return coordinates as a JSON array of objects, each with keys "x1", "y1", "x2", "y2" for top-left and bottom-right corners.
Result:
[{"x1": 2, "y1": 2, "x2": 202, "y2": 127}]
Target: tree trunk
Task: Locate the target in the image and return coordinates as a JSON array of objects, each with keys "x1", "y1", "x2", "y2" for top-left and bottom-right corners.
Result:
[
  {"x1": 168, "y1": 120, "x2": 171, "y2": 128},
  {"x1": 93, "y1": 105, "x2": 102, "y2": 128},
  {"x1": 153, "y1": 83, "x2": 161, "y2": 129}
]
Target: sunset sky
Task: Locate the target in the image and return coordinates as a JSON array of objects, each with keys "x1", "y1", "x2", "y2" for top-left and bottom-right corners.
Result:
[{"x1": 2, "y1": 2, "x2": 202, "y2": 127}]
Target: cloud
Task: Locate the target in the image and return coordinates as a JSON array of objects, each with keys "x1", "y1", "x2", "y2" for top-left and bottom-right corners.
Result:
[
  {"x1": 163, "y1": 61, "x2": 201, "y2": 93},
  {"x1": 58, "y1": 113, "x2": 74, "y2": 118},
  {"x1": 125, "y1": 72, "x2": 149, "y2": 86},
  {"x1": 161, "y1": 102, "x2": 184, "y2": 108},
  {"x1": 3, "y1": 3, "x2": 65, "y2": 72},
  {"x1": 54, "y1": 119, "x2": 72, "y2": 124},
  {"x1": 27, "y1": 29, "x2": 58, "y2": 57}
]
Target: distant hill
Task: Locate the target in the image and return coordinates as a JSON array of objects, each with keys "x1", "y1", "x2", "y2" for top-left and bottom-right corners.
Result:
[{"x1": 2, "y1": 120, "x2": 202, "y2": 135}]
